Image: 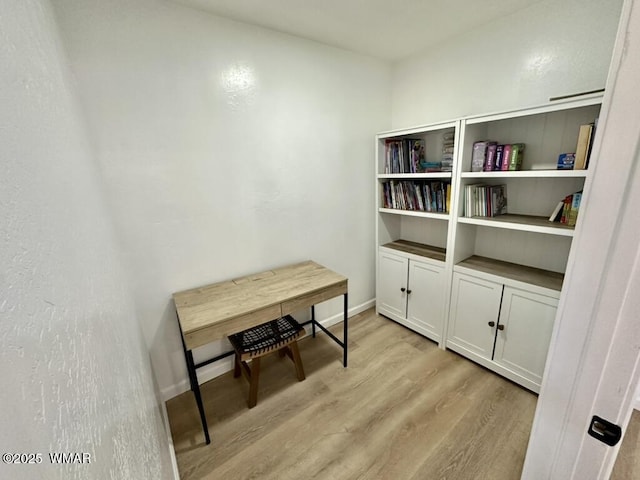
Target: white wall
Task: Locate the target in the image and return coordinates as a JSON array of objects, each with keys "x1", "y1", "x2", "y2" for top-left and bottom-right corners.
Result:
[
  {"x1": 391, "y1": 0, "x2": 623, "y2": 128},
  {"x1": 0, "y1": 1, "x2": 173, "y2": 478},
  {"x1": 52, "y1": 0, "x2": 391, "y2": 398}
]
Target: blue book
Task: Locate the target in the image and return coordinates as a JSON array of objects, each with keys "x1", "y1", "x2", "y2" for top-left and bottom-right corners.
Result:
[{"x1": 557, "y1": 153, "x2": 575, "y2": 170}]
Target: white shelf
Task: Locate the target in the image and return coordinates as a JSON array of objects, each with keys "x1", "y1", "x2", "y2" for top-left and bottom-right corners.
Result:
[
  {"x1": 377, "y1": 120, "x2": 458, "y2": 138},
  {"x1": 378, "y1": 173, "x2": 452, "y2": 179},
  {"x1": 380, "y1": 240, "x2": 446, "y2": 263},
  {"x1": 464, "y1": 94, "x2": 602, "y2": 125},
  {"x1": 455, "y1": 255, "x2": 564, "y2": 292},
  {"x1": 461, "y1": 170, "x2": 588, "y2": 179},
  {"x1": 458, "y1": 214, "x2": 575, "y2": 237},
  {"x1": 379, "y1": 208, "x2": 450, "y2": 220}
]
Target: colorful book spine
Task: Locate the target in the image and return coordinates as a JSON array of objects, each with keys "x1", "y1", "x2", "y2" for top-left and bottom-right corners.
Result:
[
  {"x1": 483, "y1": 143, "x2": 498, "y2": 171},
  {"x1": 567, "y1": 192, "x2": 582, "y2": 227},
  {"x1": 494, "y1": 145, "x2": 505, "y2": 171},
  {"x1": 557, "y1": 153, "x2": 575, "y2": 170},
  {"x1": 501, "y1": 144, "x2": 512, "y2": 171},
  {"x1": 574, "y1": 124, "x2": 594, "y2": 170},
  {"x1": 585, "y1": 118, "x2": 598, "y2": 169},
  {"x1": 560, "y1": 194, "x2": 573, "y2": 224},
  {"x1": 508, "y1": 143, "x2": 525, "y2": 171},
  {"x1": 471, "y1": 141, "x2": 488, "y2": 172}
]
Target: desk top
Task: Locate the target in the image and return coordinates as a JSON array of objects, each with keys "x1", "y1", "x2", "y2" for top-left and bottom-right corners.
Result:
[{"x1": 173, "y1": 261, "x2": 348, "y2": 349}]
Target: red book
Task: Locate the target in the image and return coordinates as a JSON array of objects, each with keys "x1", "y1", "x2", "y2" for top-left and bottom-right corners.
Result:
[{"x1": 561, "y1": 194, "x2": 573, "y2": 224}]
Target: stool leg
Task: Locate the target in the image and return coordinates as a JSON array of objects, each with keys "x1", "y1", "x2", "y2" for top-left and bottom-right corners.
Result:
[
  {"x1": 233, "y1": 353, "x2": 241, "y2": 378},
  {"x1": 289, "y1": 341, "x2": 306, "y2": 381},
  {"x1": 248, "y1": 357, "x2": 260, "y2": 408}
]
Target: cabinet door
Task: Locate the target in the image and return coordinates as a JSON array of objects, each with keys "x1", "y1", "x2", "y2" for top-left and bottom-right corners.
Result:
[
  {"x1": 493, "y1": 286, "x2": 558, "y2": 386},
  {"x1": 377, "y1": 251, "x2": 409, "y2": 319},
  {"x1": 406, "y1": 259, "x2": 444, "y2": 341},
  {"x1": 448, "y1": 272, "x2": 503, "y2": 360}
]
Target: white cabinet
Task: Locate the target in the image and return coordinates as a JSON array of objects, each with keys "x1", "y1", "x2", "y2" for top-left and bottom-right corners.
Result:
[
  {"x1": 493, "y1": 286, "x2": 558, "y2": 387},
  {"x1": 447, "y1": 270, "x2": 559, "y2": 393},
  {"x1": 448, "y1": 272, "x2": 503, "y2": 360},
  {"x1": 377, "y1": 250, "x2": 409, "y2": 319},
  {"x1": 377, "y1": 246, "x2": 445, "y2": 343}
]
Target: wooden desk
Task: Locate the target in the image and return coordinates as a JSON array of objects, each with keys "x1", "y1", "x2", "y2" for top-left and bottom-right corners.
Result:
[{"x1": 173, "y1": 260, "x2": 349, "y2": 444}]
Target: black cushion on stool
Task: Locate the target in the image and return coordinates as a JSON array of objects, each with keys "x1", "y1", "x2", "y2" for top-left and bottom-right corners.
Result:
[{"x1": 228, "y1": 315, "x2": 304, "y2": 357}]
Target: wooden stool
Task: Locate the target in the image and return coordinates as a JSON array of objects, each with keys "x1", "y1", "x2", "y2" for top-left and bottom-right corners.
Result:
[{"x1": 228, "y1": 315, "x2": 306, "y2": 408}]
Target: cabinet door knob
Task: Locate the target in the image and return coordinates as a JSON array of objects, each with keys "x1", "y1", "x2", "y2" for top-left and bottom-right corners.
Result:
[
  {"x1": 400, "y1": 287, "x2": 406, "y2": 292},
  {"x1": 497, "y1": 324, "x2": 505, "y2": 331},
  {"x1": 407, "y1": 289, "x2": 412, "y2": 294},
  {"x1": 488, "y1": 321, "x2": 495, "y2": 327}
]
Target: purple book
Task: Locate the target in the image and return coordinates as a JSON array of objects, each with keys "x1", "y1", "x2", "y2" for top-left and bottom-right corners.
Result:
[
  {"x1": 494, "y1": 145, "x2": 505, "y2": 170},
  {"x1": 484, "y1": 143, "x2": 498, "y2": 171}
]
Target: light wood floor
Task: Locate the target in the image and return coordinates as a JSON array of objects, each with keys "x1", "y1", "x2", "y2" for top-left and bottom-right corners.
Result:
[
  {"x1": 167, "y1": 309, "x2": 540, "y2": 479},
  {"x1": 611, "y1": 409, "x2": 640, "y2": 479}
]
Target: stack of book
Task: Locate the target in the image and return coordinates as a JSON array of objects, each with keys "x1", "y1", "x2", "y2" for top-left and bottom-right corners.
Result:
[
  {"x1": 549, "y1": 191, "x2": 582, "y2": 227},
  {"x1": 385, "y1": 139, "x2": 426, "y2": 174},
  {"x1": 464, "y1": 184, "x2": 507, "y2": 218},
  {"x1": 471, "y1": 141, "x2": 525, "y2": 172},
  {"x1": 421, "y1": 161, "x2": 443, "y2": 172},
  {"x1": 441, "y1": 131, "x2": 455, "y2": 172},
  {"x1": 382, "y1": 181, "x2": 451, "y2": 213}
]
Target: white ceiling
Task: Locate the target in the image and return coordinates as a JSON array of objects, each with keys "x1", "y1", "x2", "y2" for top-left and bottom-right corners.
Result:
[{"x1": 176, "y1": 0, "x2": 546, "y2": 61}]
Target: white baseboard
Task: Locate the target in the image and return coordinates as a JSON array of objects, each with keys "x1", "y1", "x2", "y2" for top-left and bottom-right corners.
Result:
[
  {"x1": 160, "y1": 394, "x2": 181, "y2": 480},
  {"x1": 161, "y1": 298, "x2": 375, "y2": 402}
]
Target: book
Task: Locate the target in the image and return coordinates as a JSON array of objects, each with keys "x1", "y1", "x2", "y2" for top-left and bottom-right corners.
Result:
[
  {"x1": 501, "y1": 145, "x2": 512, "y2": 171},
  {"x1": 385, "y1": 139, "x2": 426, "y2": 173},
  {"x1": 574, "y1": 124, "x2": 594, "y2": 170},
  {"x1": 414, "y1": 184, "x2": 424, "y2": 211},
  {"x1": 494, "y1": 145, "x2": 505, "y2": 170},
  {"x1": 423, "y1": 184, "x2": 432, "y2": 211},
  {"x1": 567, "y1": 192, "x2": 582, "y2": 227},
  {"x1": 464, "y1": 184, "x2": 479, "y2": 217},
  {"x1": 508, "y1": 143, "x2": 525, "y2": 171},
  {"x1": 408, "y1": 139, "x2": 426, "y2": 173},
  {"x1": 446, "y1": 184, "x2": 451, "y2": 213},
  {"x1": 585, "y1": 118, "x2": 599, "y2": 169},
  {"x1": 382, "y1": 180, "x2": 451, "y2": 213},
  {"x1": 463, "y1": 184, "x2": 506, "y2": 217},
  {"x1": 384, "y1": 140, "x2": 400, "y2": 173},
  {"x1": 422, "y1": 161, "x2": 442, "y2": 172},
  {"x1": 560, "y1": 194, "x2": 573, "y2": 224},
  {"x1": 483, "y1": 143, "x2": 498, "y2": 171},
  {"x1": 471, "y1": 141, "x2": 489, "y2": 172},
  {"x1": 557, "y1": 153, "x2": 575, "y2": 170},
  {"x1": 493, "y1": 185, "x2": 507, "y2": 215},
  {"x1": 548, "y1": 201, "x2": 564, "y2": 222}
]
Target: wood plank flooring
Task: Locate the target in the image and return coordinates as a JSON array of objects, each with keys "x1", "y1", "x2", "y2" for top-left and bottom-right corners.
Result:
[
  {"x1": 611, "y1": 409, "x2": 640, "y2": 479},
  {"x1": 166, "y1": 309, "x2": 538, "y2": 480}
]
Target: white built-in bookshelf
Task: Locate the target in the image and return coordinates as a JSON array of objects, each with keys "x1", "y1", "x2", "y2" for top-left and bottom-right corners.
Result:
[{"x1": 375, "y1": 93, "x2": 602, "y2": 393}]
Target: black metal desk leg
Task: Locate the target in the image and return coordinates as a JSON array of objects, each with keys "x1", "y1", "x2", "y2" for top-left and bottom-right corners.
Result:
[
  {"x1": 311, "y1": 305, "x2": 316, "y2": 338},
  {"x1": 177, "y1": 312, "x2": 211, "y2": 445},
  {"x1": 343, "y1": 293, "x2": 348, "y2": 367},
  {"x1": 185, "y1": 349, "x2": 210, "y2": 444}
]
